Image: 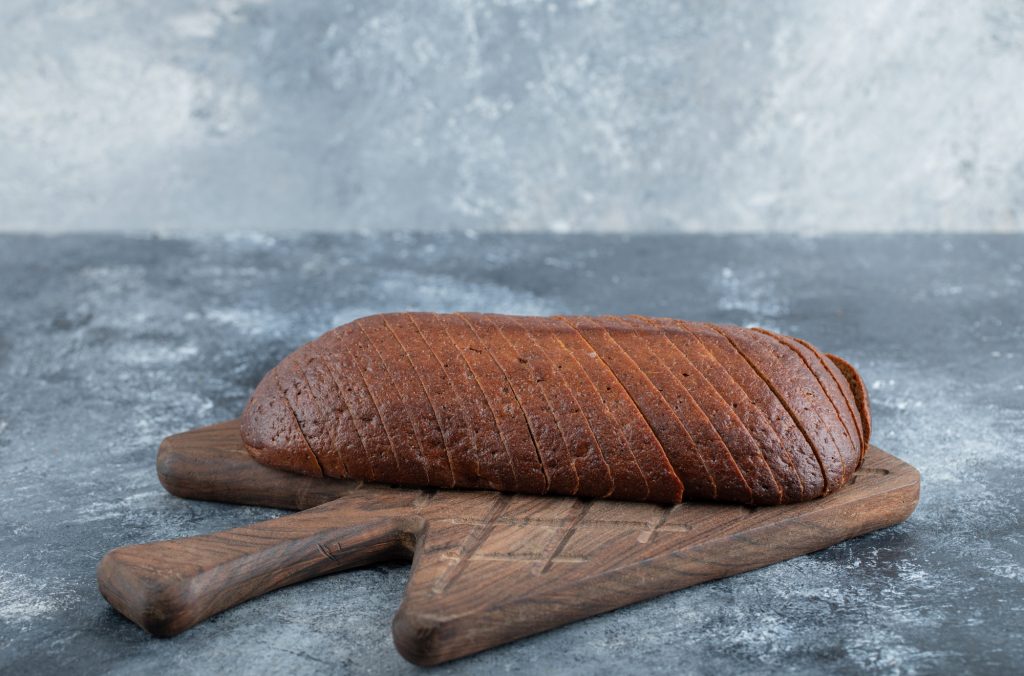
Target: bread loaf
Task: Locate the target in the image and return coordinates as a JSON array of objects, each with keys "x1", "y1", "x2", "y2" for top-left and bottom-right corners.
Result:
[{"x1": 240, "y1": 313, "x2": 870, "y2": 505}]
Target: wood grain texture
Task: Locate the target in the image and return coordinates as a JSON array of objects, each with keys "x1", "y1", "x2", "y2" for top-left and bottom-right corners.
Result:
[{"x1": 99, "y1": 419, "x2": 920, "y2": 666}]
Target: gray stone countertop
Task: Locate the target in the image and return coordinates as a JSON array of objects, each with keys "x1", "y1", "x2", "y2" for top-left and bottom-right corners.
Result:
[{"x1": 1, "y1": 233, "x2": 1021, "y2": 674}]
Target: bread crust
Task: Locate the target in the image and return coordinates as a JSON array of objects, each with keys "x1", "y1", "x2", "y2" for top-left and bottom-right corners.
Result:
[
  {"x1": 568, "y1": 316, "x2": 742, "y2": 501},
  {"x1": 383, "y1": 313, "x2": 484, "y2": 488},
  {"x1": 676, "y1": 321, "x2": 821, "y2": 500},
  {"x1": 445, "y1": 314, "x2": 546, "y2": 494},
  {"x1": 715, "y1": 325, "x2": 844, "y2": 493},
  {"x1": 766, "y1": 331, "x2": 862, "y2": 482},
  {"x1": 496, "y1": 315, "x2": 612, "y2": 498},
  {"x1": 520, "y1": 316, "x2": 639, "y2": 499},
  {"x1": 826, "y1": 352, "x2": 871, "y2": 464},
  {"x1": 552, "y1": 318, "x2": 683, "y2": 503},
  {"x1": 241, "y1": 314, "x2": 870, "y2": 504},
  {"x1": 635, "y1": 317, "x2": 801, "y2": 503},
  {"x1": 358, "y1": 316, "x2": 451, "y2": 487},
  {"x1": 465, "y1": 314, "x2": 576, "y2": 494}
]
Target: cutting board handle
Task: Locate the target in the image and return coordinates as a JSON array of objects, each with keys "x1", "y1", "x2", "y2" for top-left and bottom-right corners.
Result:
[{"x1": 97, "y1": 501, "x2": 420, "y2": 637}]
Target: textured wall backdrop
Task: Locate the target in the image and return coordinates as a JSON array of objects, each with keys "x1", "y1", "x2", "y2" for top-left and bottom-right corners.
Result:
[{"x1": 1, "y1": 0, "x2": 1023, "y2": 234}]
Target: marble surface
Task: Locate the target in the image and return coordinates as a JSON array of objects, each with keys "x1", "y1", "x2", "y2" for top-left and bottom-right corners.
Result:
[
  {"x1": 0, "y1": 233, "x2": 1022, "y2": 674},
  {"x1": 3, "y1": 0, "x2": 1024, "y2": 235}
]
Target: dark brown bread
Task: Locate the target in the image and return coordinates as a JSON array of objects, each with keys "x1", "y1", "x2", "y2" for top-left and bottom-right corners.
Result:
[
  {"x1": 405, "y1": 313, "x2": 510, "y2": 490},
  {"x1": 241, "y1": 364, "x2": 323, "y2": 477},
  {"x1": 565, "y1": 315, "x2": 738, "y2": 501},
  {"x1": 380, "y1": 314, "x2": 481, "y2": 488},
  {"x1": 518, "y1": 315, "x2": 643, "y2": 500},
  {"x1": 634, "y1": 316, "x2": 803, "y2": 503},
  {"x1": 469, "y1": 314, "x2": 579, "y2": 495},
  {"x1": 357, "y1": 316, "x2": 454, "y2": 487},
  {"x1": 497, "y1": 315, "x2": 613, "y2": 498},
  {"x1": 341, "y1": 322, "x2": 431, "y2": 486},
  {"x1": 824, "y1": 352, "x2": 872, "y2": 464},
  {"x1": 683, "y1": 322, "x2": 825, "y2": 500},
  {"x1": 421, "y1": 313, "x2": 519, "y2": 490},
  {"x1": 603, "y1": 315, "x2": 779, "y2": 502},
  {"x1": 322, "y1": 328, "x2": 404, "y2": 481},
  {"x1": 539, "y1": 317, "x2": 682, "y2": 502},
  {"x1": 241, "y1": 313, "x2": 869, "y2": 505},
  {"x1": 276, "y1": 354, "x2": 341, "y2": 478},
  {"x1": 710, "y1": 324, "x2": 848, "y2": 492},
  {"x1": 448, "y1": 314, "x2": 547, "y2": 494}
]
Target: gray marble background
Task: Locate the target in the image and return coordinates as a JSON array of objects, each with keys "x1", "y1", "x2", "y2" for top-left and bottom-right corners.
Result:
[{"x1": 2, "y1": 0, "x2": 1024, "y2": 234}]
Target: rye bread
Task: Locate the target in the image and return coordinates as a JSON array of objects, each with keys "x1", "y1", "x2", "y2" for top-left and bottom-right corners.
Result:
[{"x1": 241, "y1": 313, "x2": 870, "y2": 504}]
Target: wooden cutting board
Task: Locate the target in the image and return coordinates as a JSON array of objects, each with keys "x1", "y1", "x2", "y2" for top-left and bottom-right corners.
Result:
[{"x1": 98, "y1": 420, "x2": 920, "y2": 666}]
